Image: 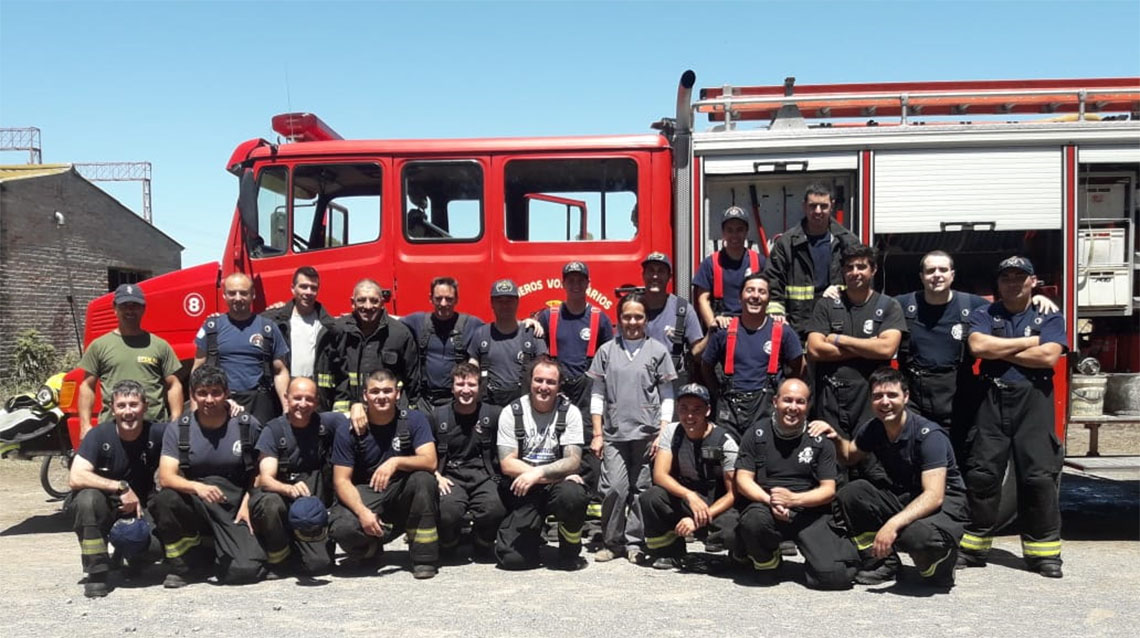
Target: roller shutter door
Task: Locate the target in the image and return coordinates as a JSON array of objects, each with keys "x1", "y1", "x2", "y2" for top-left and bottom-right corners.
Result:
[{"x1": 874, "y1": 147, "x2": 1062, "y2": 232}]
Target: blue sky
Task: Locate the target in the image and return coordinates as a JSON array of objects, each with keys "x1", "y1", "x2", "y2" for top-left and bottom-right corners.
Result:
[{"x1": 3, "y1": 0, "x2": 1138, "y2": 267}]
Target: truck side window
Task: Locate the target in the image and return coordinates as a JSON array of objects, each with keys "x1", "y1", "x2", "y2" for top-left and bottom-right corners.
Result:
[
  {"x1": 292, "y1": 163, "x2": 382, "y2": 252},
  {"x1": 504, "y1": 158, "x2": 638, "y2": 242},
  {"x1": 403, "y1": 161, "x2": 483, "y2": 242}
]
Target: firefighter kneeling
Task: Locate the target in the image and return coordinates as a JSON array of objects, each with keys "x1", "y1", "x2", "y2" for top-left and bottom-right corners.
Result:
[
  {"x1": 811, "y1": 367, "x2": 967, "y2": 589},
  {"x1": 736, "y1": 378, "x2": 858, "y2": 588},
  {"x1": 328, "y1": 369, "x2": 440, "y2": 579},
  {"x1": 639, "y1": 383, "x2": 740, "y2": 570},
  {"x1": 248, "y1": 377, "x2": 345, "y2": 577}
]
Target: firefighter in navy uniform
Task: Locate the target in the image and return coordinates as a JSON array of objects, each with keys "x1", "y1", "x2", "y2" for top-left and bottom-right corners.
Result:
[
  {"x1": 736, "y1": 379, "x2": 858, "y2": 589},
  {"x1": 534, "y1": 261, "x2": 613, "y2": 521},
  {"x1": 701, "y1": 273, "x2": 806, "y2": 441},
  {"x1": 401, "y1": 276, "x2": 484, "y2": 413},
  {"x1": 805, "y1": 243, "x2": 904, "y2": 482},
  {"x1": 469, "y1": 279, "x2": 546, "y2": 407},
  {"x1": 328, "y1": 369, "x2": 441, "y2": 579},
  {"x1": 639, "y1": 384, "x2": 739, "y2": 570},
  {"x1": 248, "y1": 377, "x2": 345, "y2": 577},
  {"x1": 430, "y1": 363, "x2": 506, "y2": 560},
  {"x1": 959, "y1": 256, "x2": 1067, "y2": 578},
  {"x1": 693, "y1": 206, "x2": 766, "y2": 331},
  {"x1": 495, "y1": 356, "x2": 590, "y2": 571},
  {"x1": 67, "y1": 380, "x2": 166, "y2": 598},
  {"x1": 641, "y1": 252, "x2": 706, "y2": 392},
  {"x1": 898, "y1": 250, "x2": 1060, "y2": 461},
  {"x1": 812, "y1": 368, "x2": 967, "y2": 589},
  {"x1": 323, "y1": 278, "x2": 420, "y2": 413},
  {"x1": 764, "y1": 182, "x2": 859, "y2": 341},
  {"x1": 152, "y1": 365, "x2": 267, "y2": 588},
  {"x1": 192, "y1": 273, "x2": 290, "y2": 425}
]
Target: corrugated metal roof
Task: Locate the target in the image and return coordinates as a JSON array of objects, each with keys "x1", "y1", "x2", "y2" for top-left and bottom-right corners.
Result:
[{"x1": 0, "y1": 164, "x2": 72, "y2": 182}]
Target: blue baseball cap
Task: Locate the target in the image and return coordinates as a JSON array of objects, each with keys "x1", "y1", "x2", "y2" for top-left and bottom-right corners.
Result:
[
  {"x1": 109, "y1": 517, "x2": 153, "y2": 558},
  {"x1": 997, "y1": 256, "x2": 1035, "y2": 276},
  {"x1": 641, "y1": 252, "x2": 673, "y2": 271},
  {"x1": 288, "y1": 496, "x2": 329, "y2": 534},
  {"x1": 491, "y1": 279, "x2": 519, "y2": 298},
  {"x1": 722, "y1": 206, "x2": 750, "y2": 228}
]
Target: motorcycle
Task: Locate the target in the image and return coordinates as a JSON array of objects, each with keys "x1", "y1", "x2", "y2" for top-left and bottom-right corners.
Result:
[{"x1": 0, "y1": 373, "x2": 74, "y2": 499}]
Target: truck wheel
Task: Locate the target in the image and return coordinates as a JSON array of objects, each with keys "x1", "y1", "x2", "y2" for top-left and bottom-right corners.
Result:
[{"x1": 40, "y1": 453, "x2": 72, "y2": 500}]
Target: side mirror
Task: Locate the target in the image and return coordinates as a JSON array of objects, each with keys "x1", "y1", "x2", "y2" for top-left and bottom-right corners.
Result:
[{"x1": 237, "y1": 170, "x2": 261, "y2": 256}]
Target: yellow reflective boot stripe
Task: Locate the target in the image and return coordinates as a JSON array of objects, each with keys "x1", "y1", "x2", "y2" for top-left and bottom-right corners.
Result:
[
  {"x1": 267, "y1": 545, "x2": 292, "y2": 564},
  {"x1": 407, "y1": 527, "x2": 439, "y2": 544},
  {"x1": 786, "y1": 285, "x2": 815, "y2": 301},
  {"x1": 80, "y1": 538, "x2": 108, "y2": 555},
  {"x1": 751, "y1": 554, "x2": 781, "y2": 571},
  {"x1": 1022, "y1": 540, "x2": 1062, "y2": 557},
  {"x1": 586, "y1": 503, "x2": 602, "y2": 518},
  {"x1": 960, "y1": 533, "x2": 992, "y2": 552},
  {"x1": 919, "y1": 549, "x2": 953, "y2": 578},
  {"x1": 646, "y1": 531, "x2": 679, "y2": 550},
  {"x1": 163, "y1": 534, "x2": 201, "y2": 558},
  {"x1": 558, "y1": 523, "x2": 582, "y2": 545},
  {"x1": 854, "y1": 532, "x2": 877, "y2": 551},
  {"x1": 295, "y1": 529, "x2": 328, "y2": 543}
]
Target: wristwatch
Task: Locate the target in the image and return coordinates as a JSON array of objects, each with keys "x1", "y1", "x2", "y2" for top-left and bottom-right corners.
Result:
[{"x1": 116, "y1": 480, "x2": 130, "y2": 495}]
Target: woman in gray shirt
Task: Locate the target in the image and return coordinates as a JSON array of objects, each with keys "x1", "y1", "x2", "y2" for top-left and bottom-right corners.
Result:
[{"x1": 588, "y1": 293, "x2": 677, "y2": 563}]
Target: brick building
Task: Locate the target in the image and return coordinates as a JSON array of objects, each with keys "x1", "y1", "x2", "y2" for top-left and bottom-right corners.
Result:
[{"x1": 0, "y1": 164, "x2": 182, "y2": 375}]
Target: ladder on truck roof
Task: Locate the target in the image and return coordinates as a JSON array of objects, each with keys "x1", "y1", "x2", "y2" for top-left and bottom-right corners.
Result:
[{"x1": 696, "y1": 77, "x2": 1140, "y2": 126}]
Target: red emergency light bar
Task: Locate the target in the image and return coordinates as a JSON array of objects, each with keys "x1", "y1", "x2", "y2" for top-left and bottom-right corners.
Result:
[{"x1": 271, "y1": 112, "x2": 344, "y2": 142}]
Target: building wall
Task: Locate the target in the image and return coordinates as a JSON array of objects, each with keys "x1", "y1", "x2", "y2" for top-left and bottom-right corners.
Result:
[{"x1": 0, "y1": 171, "x2": 182, "y2": 376}]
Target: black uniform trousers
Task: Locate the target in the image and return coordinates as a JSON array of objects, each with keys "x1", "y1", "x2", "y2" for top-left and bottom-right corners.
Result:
[
  {"x1": 249, "y1": 470, "x2": 332, "y2": 575},
  {"x1": 837, "y1": 479, "x2": 968, "y2": 576},
  {"x1": 231, "y1": 387, "x2": 281, "y2": 426},
  {"x1": 640, "y1": 485, "x2": 739, "y2": 558},
  {"x1": 714, "y1": 389, "x2": 770, "y2": 442},
  {"x1": 68, "y1": 488, "x2": 160, "y2": 575},
  {"x1": 962, "y1": 380, "x2": 1063, "y2": 565},
  {"x1": 495, "y1": 480, "x2": 589, "y2": 570},
  {"x1": 738, "y1": 501, "x2": 857, "y2": 590},
  {"x1": 562, "y1": 373, "x2": 601, "y2": 509},
  {"x1": 905, "y1": 367, "x2": 981, "y2": 462},
  {"x1": 328, "y1": 470, "x2": 440, "y2": 566},
  {"x1": 150, "y1": 477, "x2": 267, "y2": 583},
  {"x1": 815, "y1": 375, "x2": 889, "y2": 486},
  {"x1": 439, "y1": 466, "x2": 507, "y2": 548}
]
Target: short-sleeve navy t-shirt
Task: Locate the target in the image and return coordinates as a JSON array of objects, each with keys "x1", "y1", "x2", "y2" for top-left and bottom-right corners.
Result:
[
  {"x1": 536, "y1": 304, "x2": 614, "y2": 378},
  {"x1": 401, "y1": 312, "x2": 484, "y2": 395},
  {"x1": 805, "y1": 291, "x2": 906, "y2": 381},
  {"x1": 77, "y1": 420, "x2": 167, "y2": 501},
  {"x1": 254, "y1": 412, "x2": 346, "y2": 475},
  {"x1": 897, "y1": 291, "x2": 987, "y2": 370},
  {"x1": 702, "y1": 318, "x2": 803, "y2": 392},
  {"x1": 194, "y1": 315, "x2": 289, "y2": 392},
  {"x1": 468, "y1": 324, "x2": 548, "y2": 393},
  {"x1": 968, "y1": 302, "x2": 1068, "y2": 384},
  {"x1": 692, "y1": 249, "x2": 767, "y2": 315},
  {"x1": 161, "y1": 414, "x2": 260, "y2": 485},
  {"x1": 735, "y1": 423, "x2": 836, "y2": 495},
  {"x1": 853, "y1": 410, "x2": 965, "y2": 496},
  {"x1": 645, "y1": 294, "x2": 704, "y2": 353},
  {"x1": 331, "y1": 409, "x2": 434, "y2": 485},
  {"x1": 806, "y1": 232, "x2": 832, "y2": 291}
]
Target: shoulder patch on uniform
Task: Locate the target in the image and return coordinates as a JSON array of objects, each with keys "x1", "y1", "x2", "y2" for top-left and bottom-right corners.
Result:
[
  {"x1": 921, "y1": 427, "x2": 930, "y2": 435},
  {"x1": 1034, "y1": 316, "x2": 1042, "y2": 325},
  {"x1": 579, "y1": 327, "x2": 591, "y2": 341},
  {"x1": 439, "y1": 421, "x2": 449, "y2": 432},
  {"x1": 763, "y1": 340, "x2": 772, "y2": 355},
  {"x1": 832, "y1": 297, "x2": 843, "y2": 306},
  {"x1": 231, "y1": 440, "x2": 243, "y2": 456},
  {"x1": 101, "y1": 442, "x2": 110, "y2": 451},
  {"x1": 907, "y1": 304, "x2": 916, "y2": 313},
  {"x1": 1023, "y1": 326, "x2": 1032, "y2": 336},
  {"x1": 961, "y1": 308, "x2": 970, "y2": 318},
  {"x1": 523, "y1": 341, "x2": 531, "y2": 349},
  {"x1": 863, "y1": 319, "x2": 874, "y2": 334},
  {"x1": 875, "y1": 307, "x2": 884, "y2": 318},
  {"x1": 797, "y1": 447, "x2": 814, "y2": 464},
  {"x1": 755, "y1": 427, "x2": 764, "y2": 438},
  {"x1": 206, "y1": 319, "x2": 216, "y2": 329},
  {"x1": 951, "y1": 324, "x2": 964, "y2": 340}
]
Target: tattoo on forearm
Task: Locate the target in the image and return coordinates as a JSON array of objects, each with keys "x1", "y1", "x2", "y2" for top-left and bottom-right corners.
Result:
[{"x1": 541, "y1": 445, "x2": 582, "y2": 481}]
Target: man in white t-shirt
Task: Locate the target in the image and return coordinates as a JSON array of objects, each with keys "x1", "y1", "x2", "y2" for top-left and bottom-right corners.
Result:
[
  {"x1": 495, "y1": 355, "x2": 589, "y2": 571},
  {"x1": 263, "y1": 267, "x2": 336, "y2": 391}
]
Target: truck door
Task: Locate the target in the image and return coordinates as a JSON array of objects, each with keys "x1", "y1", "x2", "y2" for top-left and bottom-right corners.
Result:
[
  {"x1": 698, "y1": 152, "x2": 859, "y2": 262},
  {"x1": 242, "y1": 161, "x2": 390, "y2": 316}
]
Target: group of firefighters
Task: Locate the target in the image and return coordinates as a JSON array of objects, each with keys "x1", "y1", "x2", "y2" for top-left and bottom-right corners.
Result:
[{"x1": 65, "y1": 182, "x2": 1068, "y2": 598}]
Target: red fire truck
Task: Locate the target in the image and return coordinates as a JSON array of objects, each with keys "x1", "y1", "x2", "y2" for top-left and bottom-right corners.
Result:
[{"x1": 60, "y1": 72, "x2": 1140, "y2": 453}]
